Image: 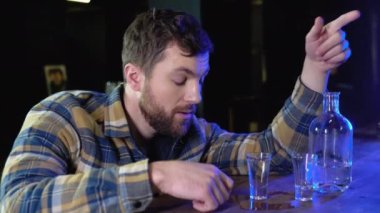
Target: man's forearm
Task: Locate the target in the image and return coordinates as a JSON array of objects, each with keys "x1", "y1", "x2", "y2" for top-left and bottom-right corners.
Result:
[{"x1": 1, "y1": 158, "x2": 154, "y2": 212}]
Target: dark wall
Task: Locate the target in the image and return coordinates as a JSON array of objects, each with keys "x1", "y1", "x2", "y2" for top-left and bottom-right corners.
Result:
[
  {"x1": 263, "y1": 0, "x2": 311, "y2": 110},
  {"x1": 64, "y1": 0, "x2": 148, "y2": 90},
  {"x1": 201, "y1": 0, "x2": 252, "y2": 129},
  {"x1": 1, "y1": 0, "x2": 148, "y2": 171},
  {"x1": 201, "y1": 0, "x2": 379, "y2": 133},
  {"x1": 2, "y1": 1, "x2": 66, "y2": 171}
]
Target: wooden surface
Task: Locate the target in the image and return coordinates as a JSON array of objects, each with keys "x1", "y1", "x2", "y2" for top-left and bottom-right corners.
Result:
[{"x1": 146, "y1": 137, "x2": 380, "y2": 212}]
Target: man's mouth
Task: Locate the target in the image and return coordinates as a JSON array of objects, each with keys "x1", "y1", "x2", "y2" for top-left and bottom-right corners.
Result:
[
  {"x1": 179, "y1": 110, "x2": 194, "y2": 114},
  {"x1": 176, "y1": 105, "x2": 196, "y2": 114},
  {"x1": 176, "y1": 109, "x2": 194, "y2": 119},
  {"x1": 177, "y1": 111, "x2": 193, "y2": 116}
]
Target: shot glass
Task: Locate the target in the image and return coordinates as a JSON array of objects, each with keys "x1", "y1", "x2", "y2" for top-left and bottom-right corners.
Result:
[
  {"x1": 291, "y1": 153, "x2": 316, "y2": 201},
  {"x1": 246, "y1": 152, "x2": 272, "y2": 200}
]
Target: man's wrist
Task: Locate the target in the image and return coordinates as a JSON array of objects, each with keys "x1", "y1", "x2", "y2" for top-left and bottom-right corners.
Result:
[
  {"x1": 301, "y1": 57, "x2": 330, "y2": 93},
  {"x1": 149, "y1": 162, "x2": 163, "y2": 196}
]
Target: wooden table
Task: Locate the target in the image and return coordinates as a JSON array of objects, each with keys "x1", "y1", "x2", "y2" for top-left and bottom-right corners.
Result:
[{"x1": 146, "y1": 137, "x2": 380, "y2": 212}]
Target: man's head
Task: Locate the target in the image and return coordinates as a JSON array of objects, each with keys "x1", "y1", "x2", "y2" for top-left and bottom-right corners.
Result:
[
  {"x1": 121, "y1": 8, "x2": 213, "y2": 77},
  {"x1": 122, "y1": 9, "x2": 213, "y2": 138}
]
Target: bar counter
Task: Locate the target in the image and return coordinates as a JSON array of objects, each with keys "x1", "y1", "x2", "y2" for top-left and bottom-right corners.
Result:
[{"x1": 146, "y1": 137, "x2": 380, "y2": 212}]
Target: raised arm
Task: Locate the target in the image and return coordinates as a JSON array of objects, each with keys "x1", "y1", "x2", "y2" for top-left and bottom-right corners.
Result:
[
  {"x1": 301, "y1": 10, "x2": 361, "y2": 93},
  {"x1": 200, "y1": 11, "x2": 361, "y2": 177}
]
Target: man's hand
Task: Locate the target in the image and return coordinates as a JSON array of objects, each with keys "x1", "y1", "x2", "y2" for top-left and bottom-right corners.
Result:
[
  {"x1": 149, "y1": 161, "x2": 234, "y2": 212},
  {"x1": 306, "y1": 10, "x2": 361, "y2": 70},
  {"x1": 301, "y1": 10, "x2": 361, "y2": 92}
]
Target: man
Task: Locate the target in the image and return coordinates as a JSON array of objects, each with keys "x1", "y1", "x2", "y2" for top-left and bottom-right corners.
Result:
[{"x1": 0, "y1": 9, "x2": 360, "y2": 212}]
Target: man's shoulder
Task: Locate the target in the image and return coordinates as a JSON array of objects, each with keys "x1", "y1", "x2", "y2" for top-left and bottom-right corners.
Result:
[
  {"x1": 22, "y1": 90, "x2": 110, "y2": 131},
  {"x1": 30, "y1": 90, "x2": 109, "y2": 119},
  {"x1": 42, "y1": 90, "x2": 107, "y2": 107}
]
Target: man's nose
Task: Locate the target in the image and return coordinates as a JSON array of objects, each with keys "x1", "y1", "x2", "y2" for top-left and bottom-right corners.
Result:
[{"x1": 184, "y1": 83, "x2": 202, "y2": 104}]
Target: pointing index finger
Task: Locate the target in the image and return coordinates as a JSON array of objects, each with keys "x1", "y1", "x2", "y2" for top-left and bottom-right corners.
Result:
[{"x1": 327, "y1": 10, "x2": 361, "y2": 33}]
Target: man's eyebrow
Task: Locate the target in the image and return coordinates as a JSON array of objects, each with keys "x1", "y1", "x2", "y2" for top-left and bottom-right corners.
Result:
[
  {"x1": 174, "y1": 66, "x2": 210, "y2": 78},
  {"x1": 174, "y1": 67, "x2": 196, "y2": 77}
]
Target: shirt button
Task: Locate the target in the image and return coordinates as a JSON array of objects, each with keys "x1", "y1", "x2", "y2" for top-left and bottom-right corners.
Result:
[{"x1": 133, "y1": 201, "x2": 142, "y2": 209}]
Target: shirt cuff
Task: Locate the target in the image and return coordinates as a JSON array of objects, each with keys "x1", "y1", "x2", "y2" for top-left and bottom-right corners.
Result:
[
  {"x1": 118, "y1": 159, "x2": 153, "y2": 212},
  {"x1": 291, "y1": 76, "x2": 323, "y2": 114}
]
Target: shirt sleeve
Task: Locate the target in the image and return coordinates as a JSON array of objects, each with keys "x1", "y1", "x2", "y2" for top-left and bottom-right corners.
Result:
[
  {"x1": 0, "y1": 112, "x2": 154, "y2": 212},
  {"x1": 201, "y1": 77, "x2": 323, "y2": 175}
]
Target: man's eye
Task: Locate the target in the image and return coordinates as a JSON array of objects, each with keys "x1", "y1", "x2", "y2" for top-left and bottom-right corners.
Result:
[{"x1": 173, "y1": 77, "x2": 186, "y2": 85}]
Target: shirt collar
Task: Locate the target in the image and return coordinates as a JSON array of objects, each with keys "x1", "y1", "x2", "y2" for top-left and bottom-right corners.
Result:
[{"x1": 103, "y1": 83, "x2": 132, "y2": 138}]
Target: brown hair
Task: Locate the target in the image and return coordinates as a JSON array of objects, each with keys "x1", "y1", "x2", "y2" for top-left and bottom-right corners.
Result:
[{"x1": 121, "y1": 8, "x2": 213, "y2": 77}]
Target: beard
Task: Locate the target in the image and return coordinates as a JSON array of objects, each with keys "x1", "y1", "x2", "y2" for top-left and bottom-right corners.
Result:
[{"x1": 139, "y1": 84, "x2": 195, "y2": 138}]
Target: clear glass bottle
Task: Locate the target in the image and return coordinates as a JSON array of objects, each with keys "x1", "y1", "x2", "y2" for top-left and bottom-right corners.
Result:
[{"x1": 309, "y1": 92, "x2": 353, "y2": 193}]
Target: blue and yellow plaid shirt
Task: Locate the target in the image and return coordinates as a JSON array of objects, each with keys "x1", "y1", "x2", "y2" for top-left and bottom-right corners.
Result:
[{"x1": 0, "y1": 78, "x2": 322, "y2": 212}]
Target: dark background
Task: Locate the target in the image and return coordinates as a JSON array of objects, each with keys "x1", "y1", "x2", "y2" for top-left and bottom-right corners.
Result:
[{"x1": 1, "y1": 0, "x2": 379, "y2": 171}]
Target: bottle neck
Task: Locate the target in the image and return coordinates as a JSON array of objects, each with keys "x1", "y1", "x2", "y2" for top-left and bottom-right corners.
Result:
[{"x1": 323, "y1": 92, "x2": 340, "y2": 113}]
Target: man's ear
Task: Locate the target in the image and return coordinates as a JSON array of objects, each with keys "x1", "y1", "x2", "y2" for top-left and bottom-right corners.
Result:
[{"x1": 124, "y1": 63, "x2": 145, "y2": 91}]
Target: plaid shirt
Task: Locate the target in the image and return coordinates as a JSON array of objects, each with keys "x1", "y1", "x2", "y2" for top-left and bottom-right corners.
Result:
[{"x1": 0, "y1": 78, "x2": 322, "y2": 212}]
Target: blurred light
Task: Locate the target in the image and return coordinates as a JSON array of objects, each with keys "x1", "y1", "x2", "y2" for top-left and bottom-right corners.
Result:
[{"x1": 66, "y1": 0, "x2": 91, "y2": 3}]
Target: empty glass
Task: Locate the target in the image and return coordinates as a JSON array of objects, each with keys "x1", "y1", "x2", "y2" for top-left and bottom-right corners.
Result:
[
  {"x1": 291, "y1": 153, "x2": 316, "y2": 201},
  {"x1": 246, "y1": 152, "x2": 272, "y2": 200}
]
